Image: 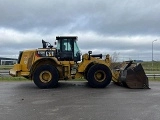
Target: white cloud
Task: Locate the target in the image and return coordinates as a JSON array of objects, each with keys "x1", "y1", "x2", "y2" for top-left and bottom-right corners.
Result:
[{"x1": 0, "y1": 0, "x2": 160, "y2": 61}]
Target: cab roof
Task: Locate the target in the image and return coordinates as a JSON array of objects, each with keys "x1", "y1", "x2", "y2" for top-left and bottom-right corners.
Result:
[{"x1": 56, "y1": 36, "x2": 77, "y2": 40}]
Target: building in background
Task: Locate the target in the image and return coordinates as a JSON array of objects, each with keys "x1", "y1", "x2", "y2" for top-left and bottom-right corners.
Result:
[{"x1": 0, "y1": 57, "x2": 17, "y2": 65}]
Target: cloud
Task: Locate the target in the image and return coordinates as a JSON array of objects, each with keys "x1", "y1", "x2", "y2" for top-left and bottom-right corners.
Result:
[
  {"x1": 0, "y1": 0, "x2": 160, "y2": 61},
  {"x1": 1, "y1": 0, "x2": 160, "y2": 35}
]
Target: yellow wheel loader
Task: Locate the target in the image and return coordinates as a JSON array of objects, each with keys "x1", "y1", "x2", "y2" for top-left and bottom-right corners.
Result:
[{"x1": 9, "y1": 36, "x2": 149, "y2": 89}]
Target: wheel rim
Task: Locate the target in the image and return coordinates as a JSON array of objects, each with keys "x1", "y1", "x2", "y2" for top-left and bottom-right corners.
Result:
[
  {"x1": 39, "y1": 71, "x2": 52, "y2": 83},
  {"x1": 94, "y1": 70, "x2": 106, "y2": 82}
]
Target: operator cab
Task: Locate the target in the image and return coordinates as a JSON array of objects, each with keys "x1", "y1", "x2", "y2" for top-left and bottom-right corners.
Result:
[{"x1": 56, "y1": 36, "x2": 81, "y2": 62}]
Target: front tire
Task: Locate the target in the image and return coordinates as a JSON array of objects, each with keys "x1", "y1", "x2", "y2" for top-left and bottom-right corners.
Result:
[
  {"x1": 33, "y1": 65, "x2": 59, "y2": 89},
  {"x1": 87, "y1": 64, "x2": 112, "y2": 88}
]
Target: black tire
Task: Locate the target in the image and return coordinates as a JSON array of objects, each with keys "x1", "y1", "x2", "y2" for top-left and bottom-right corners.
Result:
[
  {"x1": 87, "y1": 64, "x2": 112, "y2": 88},
  {"x1": 84, "y1": 63, "x2": 94, "y2": 80},
  {"x1": 33, "y1": 65, "x2": 59, "y2": 89}
]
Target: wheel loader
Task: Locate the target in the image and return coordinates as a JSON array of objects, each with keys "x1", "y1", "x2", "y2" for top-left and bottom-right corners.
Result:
[{"x1": 9, "y1": 36, "x2": 149, "y2": 89}]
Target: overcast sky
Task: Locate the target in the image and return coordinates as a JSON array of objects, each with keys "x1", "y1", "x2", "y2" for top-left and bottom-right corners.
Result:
[{"x1": 0, "y1": 0, "x2": 160, "y2": 61}]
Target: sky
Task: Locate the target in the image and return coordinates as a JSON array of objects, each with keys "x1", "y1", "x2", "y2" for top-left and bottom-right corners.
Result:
[{"x1": 0, "y1": 0, "x2": 160, "y2": 61}]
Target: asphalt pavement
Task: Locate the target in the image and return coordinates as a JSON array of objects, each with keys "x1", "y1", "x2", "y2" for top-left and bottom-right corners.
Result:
[{"x1": 0, "y1": 81, "x2": 160, "y2": 120}]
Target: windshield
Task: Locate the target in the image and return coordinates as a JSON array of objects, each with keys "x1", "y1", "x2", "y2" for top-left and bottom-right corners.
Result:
[{"x1": 56, "y1": 37, "x2": 80, "y2": 58}]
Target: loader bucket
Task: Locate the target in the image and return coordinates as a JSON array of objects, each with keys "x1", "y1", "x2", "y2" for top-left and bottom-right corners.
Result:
[{"x1": 116, "y1": 61, "x2": 149, "y2": 89}]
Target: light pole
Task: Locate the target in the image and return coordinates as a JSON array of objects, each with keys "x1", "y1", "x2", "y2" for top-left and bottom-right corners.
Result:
[{"x1": 152, "y1": 39, "x2": 157, "y2": 68}]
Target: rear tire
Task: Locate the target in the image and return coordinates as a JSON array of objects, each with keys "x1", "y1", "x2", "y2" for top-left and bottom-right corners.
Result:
[
  {"x1": 33, "y1": 65, "x2": 59, "y2": 89},
  {"x1": 87, "y1": 64, "x2": 112, "y2": 88}
]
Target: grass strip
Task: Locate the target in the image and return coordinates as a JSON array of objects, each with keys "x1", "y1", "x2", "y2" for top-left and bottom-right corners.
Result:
[{"x1": 0, "y1": 76, "x2": 28, "y2": 81}]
